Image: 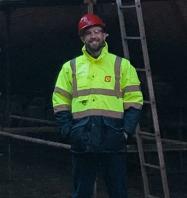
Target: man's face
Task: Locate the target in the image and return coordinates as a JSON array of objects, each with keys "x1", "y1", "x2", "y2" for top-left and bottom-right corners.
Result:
[{"x1": 81, "y1": 26, "x2": 108, "y2": 53}]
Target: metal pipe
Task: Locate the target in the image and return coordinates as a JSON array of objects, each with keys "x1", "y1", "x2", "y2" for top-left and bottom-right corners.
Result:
[
  {"x1": 0, "y1": 129, "x2": 187, "y2": 152},
  {"x1": 10, "y1": 115, "x2": 56, "y2": 125},
  {"x1": 0, "y1": 130, "x2": 71, "y2": 150}
]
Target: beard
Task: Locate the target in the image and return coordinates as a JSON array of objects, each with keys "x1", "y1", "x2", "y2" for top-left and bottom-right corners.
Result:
[{"x1": 85, "y1": 39, "x2": 105, "y2": 54}]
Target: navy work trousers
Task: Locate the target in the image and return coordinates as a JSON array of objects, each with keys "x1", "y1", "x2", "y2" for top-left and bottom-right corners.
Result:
[{"x1": 72, "y1": 152, "x2": 128, "y2": 198}]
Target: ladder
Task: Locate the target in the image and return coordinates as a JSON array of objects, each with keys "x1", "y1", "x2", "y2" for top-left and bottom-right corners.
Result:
[{"x1": 116, "y1": 0, "x2": 170, "y2": 197}]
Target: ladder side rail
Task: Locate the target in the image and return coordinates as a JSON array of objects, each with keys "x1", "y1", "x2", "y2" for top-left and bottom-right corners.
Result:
[
  {"x1": 135, "y1": 1, "x2": 170, "y2": 197},
  {"x1": 116, "y1": 0, "x2": 130, "y2": 59},
  {"x1": 136, "y1": 126, "x2": 151, "y2": 196},
  {"x1": 137, "y1": 129, "x2": 170, "y2": 198},
  {"x1": 135, "y1": 0, "x2": 160, "y2": 136},
  {"x1": 155, "y1": 134, "x2": 171, "y2": 198}
]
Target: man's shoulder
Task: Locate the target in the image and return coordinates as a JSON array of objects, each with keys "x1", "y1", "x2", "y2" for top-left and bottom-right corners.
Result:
[
  {"x1": 108, "y1": 52, "x2": 128, "y2": 61},
  {"x1": 70, "y1": 54, "x2": 84, "y2": 62},
  {"x1": 108, "y1": 52, "x2": 129, "y2": 62},
  {"x1": 62, "y1": 55, "x2": 83, "y2": 68}
]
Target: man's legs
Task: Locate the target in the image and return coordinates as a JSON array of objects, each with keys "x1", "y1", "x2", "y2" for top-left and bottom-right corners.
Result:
[
  {"x1": 101, "y1": 153, "x2": 128, "y2": 198},
  {"x1": 72, "y1": 153, "x2": 97, "y2": 198}
]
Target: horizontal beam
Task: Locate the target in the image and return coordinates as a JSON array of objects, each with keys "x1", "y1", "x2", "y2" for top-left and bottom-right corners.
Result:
[
  {"x1": 3, "y1": 126, "x2": 56, "y2": 133},
  {"x1": 0, "y1": 129, "x2": 187, "y2": 152},
  {"x1": 0, "y1": 130, "x2": 71, "y2": 150},
  {"x1": 0, "y1": 0, "x2": 176, "y2": 9},
  {"x1": 10, "y1": 115, "x2": 56, "y2": 126}
]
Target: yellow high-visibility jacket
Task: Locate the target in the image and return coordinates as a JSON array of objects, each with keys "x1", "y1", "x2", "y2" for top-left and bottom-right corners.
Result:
[
  {"x1": 53, "y1": 43, "x2": 143, "y2": 152},
  {"x1": 53, "y1": 43, "x2": 143, "y2": 119}
]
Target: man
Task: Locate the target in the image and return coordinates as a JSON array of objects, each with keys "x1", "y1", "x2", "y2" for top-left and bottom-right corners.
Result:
[{"x1": 52, "y1": 13, "x2": 143, "y2": 198}]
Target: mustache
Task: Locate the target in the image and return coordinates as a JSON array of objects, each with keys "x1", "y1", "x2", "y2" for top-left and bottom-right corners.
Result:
[{"x1": 89, "y1": 38, "x2": 99, "y2": 42}]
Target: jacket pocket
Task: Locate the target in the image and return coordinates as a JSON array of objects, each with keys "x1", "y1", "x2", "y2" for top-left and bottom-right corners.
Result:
[
  {"x1": 102, "y1": 117, "x2": 125, "y2": 151},
  {"x1": 70, "y1": 117, "x2": 90, "y2": 151}
]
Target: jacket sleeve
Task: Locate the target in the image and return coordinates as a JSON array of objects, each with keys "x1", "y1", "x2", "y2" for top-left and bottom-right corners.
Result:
[
  {"x1": 121, "y1": 59, "x2": 143, "y2": 136},
  {"x1": 52, "y1": 62, "x2": 73, "y2": 140},
  {"x1": 52, "y1": 61, "x2": 72, "y2": 113},
  {"x1": 123, "y1": 107, "x2": 141, "y2": 136},
  {"x1": 54, "y1": 111, "x2": 72, "y2": 140},
  {"x1": 121, "y1": 59, "x2": 143, "y2": 110}
]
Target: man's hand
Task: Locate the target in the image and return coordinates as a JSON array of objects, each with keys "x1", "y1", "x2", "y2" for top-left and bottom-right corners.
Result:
[
  {"x1": 123, "y1": 131, "x2": 128, "y2": 140},
  {"x1": 121, "y1": 128, "x2": 128, "y2": 140}
]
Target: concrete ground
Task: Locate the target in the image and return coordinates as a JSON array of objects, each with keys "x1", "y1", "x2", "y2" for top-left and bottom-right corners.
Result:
[{"x1": 0, "y1": 139, "x2": 186, "y2": 198}]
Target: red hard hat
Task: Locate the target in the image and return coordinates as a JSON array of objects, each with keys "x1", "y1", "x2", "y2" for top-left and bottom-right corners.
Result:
[{"x1": 78, "y1": 13, "x2": 105, "y2": 34}]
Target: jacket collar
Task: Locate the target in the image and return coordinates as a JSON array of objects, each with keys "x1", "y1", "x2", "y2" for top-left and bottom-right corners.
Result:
[{"x1": 82, "y1": 42, "x2": 108, "y2": 62}]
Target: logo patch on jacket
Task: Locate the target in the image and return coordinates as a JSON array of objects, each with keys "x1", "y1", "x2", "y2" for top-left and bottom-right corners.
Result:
[{"x1": 104, "y1": 76, "x2": 112, "y2": 82}]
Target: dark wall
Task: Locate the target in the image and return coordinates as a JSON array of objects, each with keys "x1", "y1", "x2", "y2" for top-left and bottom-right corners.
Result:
[{"x1": 0, "y1": 1, "x2": 187, "y2": 136}]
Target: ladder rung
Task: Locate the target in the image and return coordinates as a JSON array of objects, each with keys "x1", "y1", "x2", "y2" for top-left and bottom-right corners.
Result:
[
  {"x1": 124, "y1": 36, "x2": 141, "y2": 40},
  {"x1": 139, "y1": 136, "x2": 155, "y2": 141},
  {"x1": 120, "y1": 5, "x2": 136, "y2": 9},
  {"x1": 143, "y1": 100, "x2": 157, "y2": 106},
  {"x1": 147, "y1": 195, "x2": 160, "y2": 198},
  {"x1": 139, "y1": 131, "x2": 156, "y2": 137},
  {"x1": 144, "y1": 162, "x2": 160, "y2": 169},
  {"x1": 136, "y1": 68, "x2": 146, "y2": 72},
  {"x1": 143, "y1": 100, "x2": 151, "y2": 104}
]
